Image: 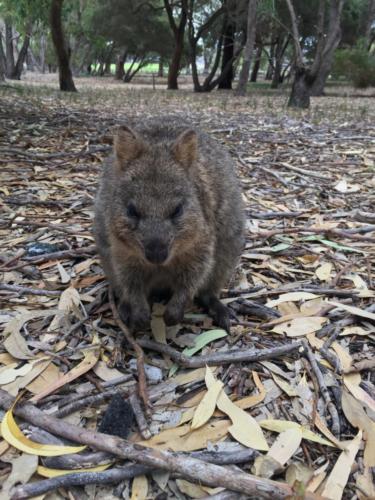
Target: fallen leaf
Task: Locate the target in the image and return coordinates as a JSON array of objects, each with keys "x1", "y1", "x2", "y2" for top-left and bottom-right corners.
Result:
[
  {"x1": 315, "y1": 262, "x2": 333, "y2": 281},
  {"x1": 191, "y1": 371, "x2": 223, "y2": 430},
  {"x1": 205, "y1": 367, "x2": 268, "y2": 451},
  {"x1": 327, "y1": 301, "x2": 375, "y2": 322},
  {"x1": 176, "y1": 479, "x2": 207, "y2": 498},
  {"x1": 1, "y1": 407, "x2": 85, "y2": 456},
  {"x1": 267, "y1": 292, "x2": 319, "y2": 308},
  {"x1": 341, "y1": 391, "x2": 375, "y2": 466},
  {"x1": 271, "y1": 373, "x2": 298, "y2": 397},
  {"x1": 267, "y1": 428, "x2": 302, "y2": 465},
  {"x1": 272, "y1": 317, "x2": 327, "y2": 337},
  {"x1": 259, "y1": 419, "x2": 336, "y2": 447},
  {"x1": 131, "y1": 474, "x2": 148, "y2": 500},
  {"x1": 0, "y1": 453, "x2": 38, "y2": 500},
  {"x1": 49, "y1": 286, "x2": 81, "y2": 331},
  {"x1": 30, "y1": 348, "x2": 99, "y2": 403},
  {"x1": 322, "y1": 431, "x2": 362, "y2": 500},
  {"x1": 37, "y1": 463, "x2": 112, "y2": 477},
  {"x1": 343, "y1": 373, "x2": 375, "y2": 414}
]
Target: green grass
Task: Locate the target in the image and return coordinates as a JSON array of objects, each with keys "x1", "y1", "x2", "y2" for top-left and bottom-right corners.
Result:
[{"x1": 93, "y1": 63, "x2": 160, "y2": 74}]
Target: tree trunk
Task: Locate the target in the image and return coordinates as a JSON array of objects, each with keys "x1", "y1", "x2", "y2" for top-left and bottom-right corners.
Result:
[
  {"x1": 250, "y1": 43, "x2": 262, "y2": 82},
  {"x1": 218, "y1": 21, "x2": 235, "y2": 89},
  {"x1": 0, "y1": 34, "x2": 6, "y2": 82},
  {"x1": 309, "y1": 0, "x2": 344, "y2": 96},
  {"x1": 158, "y1": 58, "x2": 164, "y2": 77},
  {"x1": 40, "y1": 33, "x2": 46, "y2": 73},
  {"x1": 5, "y1": 19, "x2": 15, "y2": 78},
  {"x1": 164, "y1": 0, "x2": 188, "y2": 90},
  {"x1": 50, "y1": 0, "x2": 77, "y2": 92},
  {"x1": 236, "y1": 0, "x2": 258, "y2": 95},
  {"x1": 271, "y1": 35, "x2": 284, "y2": 89},
  {"x1": 167, "y1": 31, "x2": 184, "y2": 89},
  {"x1": 288, "y1": 67, "x2": 311, "y2": 108},
  {"x1": 115, "y1": 49, "x2": 127, "y2": 79},
  {"x1": 10, "y1": 22, "x2": 32, "y2": 80}
]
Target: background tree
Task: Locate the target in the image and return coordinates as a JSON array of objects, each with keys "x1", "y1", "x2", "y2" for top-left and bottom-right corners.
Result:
[
  {"x1": 285, "y1": 0, "x2": 345, "y2": 108},
  {"x1": 50, "y1": 0, "x2": 77, "y2": 91},
  {"x1": 164, "y1": 0, "x2": 188, "y2": 89},
  {"x1": 236, "y1": 0, "x2": 258, "y2": 95}
]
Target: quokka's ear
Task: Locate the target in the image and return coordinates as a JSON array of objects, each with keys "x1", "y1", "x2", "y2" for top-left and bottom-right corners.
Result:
[
  {"x1": 114, "y1": 125, "x2": 144, "y2": 166},
  {"x1": 172, "y1": 129, "x2": 198, "y2": 167}
]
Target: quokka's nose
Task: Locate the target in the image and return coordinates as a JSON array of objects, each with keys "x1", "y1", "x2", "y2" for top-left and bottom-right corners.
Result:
[{"x1": 144, "y1": 240, "x2": 169, "y2": 264}]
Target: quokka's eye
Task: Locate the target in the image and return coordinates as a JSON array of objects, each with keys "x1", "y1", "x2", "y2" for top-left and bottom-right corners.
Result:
[
  {"x1": 126, "y1": 203, "x2": 139, "y2": 218},
  {"x1": 170, "y1": 203, "x2": 184, "y2": 219}
]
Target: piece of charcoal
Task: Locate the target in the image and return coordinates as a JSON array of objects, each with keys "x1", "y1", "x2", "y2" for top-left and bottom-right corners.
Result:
[
  {"x1": 98, "y1": 394, "x2": 134, "y2": 439},
  {"x1": 26, "y1": 242, "x2": 63, "y2": 257}
]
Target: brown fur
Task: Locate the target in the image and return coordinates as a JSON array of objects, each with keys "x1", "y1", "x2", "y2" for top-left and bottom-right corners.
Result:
[{"x1": 94, "y1": 119, "x2": 244, "y2": 331}]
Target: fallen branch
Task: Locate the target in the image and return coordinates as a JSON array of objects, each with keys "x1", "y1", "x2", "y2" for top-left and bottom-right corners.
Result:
[
  {"x1": 0, "y1": 284, "x2": 60, "y2": 297},
  {"x1": 108, "y1": 288, "x2": 150, "y2": 414},
  {"x1": 137, "y1": 339, "x2": 303, "y2": 367},
  {"x1": 302, "y1": 341, "x2": 341, "y2": 436},
  {"x1": 248, "y1": 226, "x2": 375, "y2": 243},
  {"x1": 0, "y1": 390, "x2": 320, "y2": 500}
]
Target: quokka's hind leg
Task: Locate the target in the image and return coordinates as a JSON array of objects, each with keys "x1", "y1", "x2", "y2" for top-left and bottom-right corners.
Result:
[{"x1": 196, "y1": 293, "x2": 231, "y2": 332}]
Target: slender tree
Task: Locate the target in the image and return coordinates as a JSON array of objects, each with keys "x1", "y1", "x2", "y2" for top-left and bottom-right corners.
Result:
[
  {"x1": 236, "y1": 0, "x2": 258, "y2": 95},
  {"x1": 50, "y1": 0, "x2": 77, "y2": 91},
  {"x1": 9, "y1": 21, "x2": 33, "y2": 80},
  {"x1": 286, "y1": 0, "x2": 344, "y2": 107},
  {"x1": 4, "y1": 18, "x2": 15, "y2": 77},
  {"x1": 164, "y1": 0, "x2": 188, "y2": 89}
]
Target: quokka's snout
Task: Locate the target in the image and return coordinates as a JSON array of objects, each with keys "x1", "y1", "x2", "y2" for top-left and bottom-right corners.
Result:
[{"x1": 144, "y1": 238, "x2": 169, "y2": 264}]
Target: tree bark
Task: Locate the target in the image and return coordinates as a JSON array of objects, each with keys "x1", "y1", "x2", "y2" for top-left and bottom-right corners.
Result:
[
  {"x1": 0, "y1": 40, "x2": 5, "y2": 82},
  {"x1": 250, "y1": 42, "x2": 262, "y2": 82},
  {"x1": 309, "y1": 0, "x2": 344, "y2": 96},
  {"x1": 236, "y1": 0, "x2": 258, "y2": 95},
  {"x1": 164, "y1": 0, "x2": 188, "y2": 90},
  {"x1": 9, "y1": 22, "x2": 32, "y2": 80},
  {"x1": 288, "y1": 67, "x2": 311, "y2": 108},
  {"x1": 218, "y1": 20, "x2": 235, "y2": 89},
  {"x1": 158, "y1": 58, "x2": 164, "y2": 77},
  {"x1": 271, "y1": 34, "x2": 289, "y2": 89},
  {"x1": 50, "y1": 0, "x2": 77, "y2": 92},
  {"x1": 40, "y1": 32, "x2": 46, "y2": 73},
  {"x1": 115, "y1": 50, "x2": 127, "y2": 80},
  {"x1": 5, "y1": 18, "x2": 15, "y2": 78}
]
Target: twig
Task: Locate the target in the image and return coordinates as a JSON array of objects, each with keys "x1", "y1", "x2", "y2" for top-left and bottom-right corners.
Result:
[
  {"x1": 108, "y1": 288, "x2": 150, "y2": 415},
  {"x1": 0, "y1": 390, "x2": 320, "y2": 500},
  {"x1": 138, "y1": 338, "x2": 303, "y2": 367},
  {"x1": 248, "y1": 226, "x2": 375, "y2": 243},
  {"x1": 0, "y1": 284, "x2": 61, "y2": 296},
  {"x1": 129, "y1": 394, "x2": 151, "y2": 439},
  {"x1": 302, "y1": 341, "x2": 340, "y2": 436}
]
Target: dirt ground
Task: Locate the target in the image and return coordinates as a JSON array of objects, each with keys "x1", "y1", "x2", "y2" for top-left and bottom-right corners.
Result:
[{"x1": 0, "y1": 75, "x2": 374, "y2": 499}]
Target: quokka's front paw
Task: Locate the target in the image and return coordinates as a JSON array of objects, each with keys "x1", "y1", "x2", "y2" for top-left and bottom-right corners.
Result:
[
  {"x1": 118, "y1": 301, "x2": 151, "y2": 331},
  {"x1": 164, "y1": 301, "x2": 185, "y2": 326}
]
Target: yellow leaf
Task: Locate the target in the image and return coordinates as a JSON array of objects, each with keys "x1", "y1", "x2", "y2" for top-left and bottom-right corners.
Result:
[
  {"x1": 344, "y1": 373, "x2": 375, "y2": 413},
  {"x1": 271, "y1": 374, "x2": 298, "y2": 397},
  {"x1": 49, "y1": 286, "x2": 82, "y2": 331},
  {"x1": 138, "y1": 420, "x2": 230, "y2": 452},
  {"x1": 206, "y1": 367, "x2": 268, "y2": 451},
  {"x1": 31, "y1": 348, "x2": 99, "y2": 403},
  {"x1": 267, "y1": 292, "x2": 319, "y2": 308},
  {"x1": 268, "y1": 428, "x2": 302, "y2": 465},
  {"x1": 341, "y1": 391, "x2": 375, "y2": 467},
  {"x1": 314, "y1": 413, "x2": 345, "y2": 450},
  {"x1": 259, "y1": 420, "x2": 336, "y2": 447},
  {"x1": 191, "y1": 374, "x2": 223, "y2": 430},
  {"x1": 272, "y1": 317, "x2": 327, "y2": 337},
  {"x1": 131, "y1": 474, "x2": 148, "y2": 500},
  {"x1": 322, "y1": 431, "x2": 362, "y2": 500},
  {"x1": 1, "y1": 407, "x2": 85, "y2": 456},
  {"x1": 327, "y1": 301, "x2": 375, "y2": 322},
  {"x1": 235, "y1": 371, "x2": 266, "y2": 409},
  {"x1": 176, "y1": 479, "x2": 207, "y2": 498},
  {"x1": 315, "y1": 263, "x2": 333, "y2": 282},
  {"x1": 37, "y1": 463, "x2": 112, "y2": 478}
]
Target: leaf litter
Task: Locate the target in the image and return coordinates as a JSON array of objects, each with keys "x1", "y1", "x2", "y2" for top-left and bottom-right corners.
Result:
[{"x1": 0, "y1": 81, "x2": 374, "y2": 499}]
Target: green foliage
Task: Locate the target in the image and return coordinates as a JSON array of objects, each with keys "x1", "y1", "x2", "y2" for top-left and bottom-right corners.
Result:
[{"x1": 333, "y1": 43, "x2": 375, "y2": 88}]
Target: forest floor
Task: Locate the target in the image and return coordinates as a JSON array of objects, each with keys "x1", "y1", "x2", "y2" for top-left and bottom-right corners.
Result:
[{"x1": 0, "y1": 77, "x2": 374, "y2": 500}]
